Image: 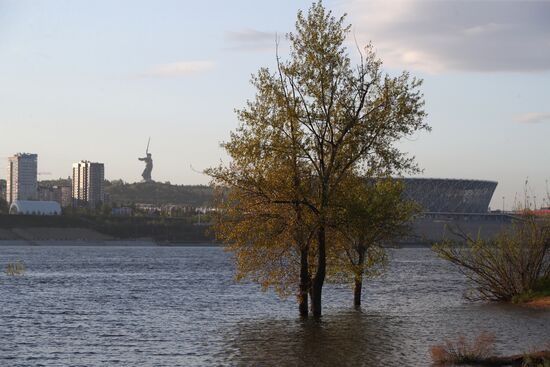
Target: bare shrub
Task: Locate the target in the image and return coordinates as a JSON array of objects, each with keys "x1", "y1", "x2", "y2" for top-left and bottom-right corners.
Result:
[
  {"x1": 430, "y1": 332, "x2": 496, "y2": 365},
  {"x1": 433, "y1": 218, "x2": 550, "y2": 301}
]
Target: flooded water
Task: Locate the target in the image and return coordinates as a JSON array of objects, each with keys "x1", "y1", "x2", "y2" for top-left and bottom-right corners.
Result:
[{"x1": 0, "y1": 246, "x2": 548, "y2": 366}]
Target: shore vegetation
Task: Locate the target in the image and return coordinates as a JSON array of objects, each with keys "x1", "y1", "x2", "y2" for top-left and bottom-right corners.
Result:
[
  {"x1": 431, "y1": 332, "x2": 550, "y2": 366},
  {"x1": 5, "y1": 260, "x2": 25, "y2": 276},
  {"x1": 433, "y1": 217, "x2": 550, "y2": 303}
]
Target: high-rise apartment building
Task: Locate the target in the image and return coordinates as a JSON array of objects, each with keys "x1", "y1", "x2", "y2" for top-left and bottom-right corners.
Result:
[
  {"x1": 72, "y1": 161, "x2": 105, "y2": 208},
  {"x1": 6, "y1": 153, "x2": 38, "y2": 204}
]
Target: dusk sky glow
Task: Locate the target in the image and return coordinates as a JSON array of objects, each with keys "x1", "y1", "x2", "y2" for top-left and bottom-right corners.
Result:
[{"x1": 1, "y1": 0, "x2": 549, "y2": 210}]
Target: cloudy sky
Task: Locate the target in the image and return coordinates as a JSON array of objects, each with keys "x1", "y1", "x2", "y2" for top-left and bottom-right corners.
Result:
[{"x1": 1, "y1": 0, "x2": 549, "y2": 210}]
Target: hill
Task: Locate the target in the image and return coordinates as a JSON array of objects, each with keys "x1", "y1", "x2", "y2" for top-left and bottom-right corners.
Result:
[
  {"x1": 106, "y1": 181, "x2": 213, "y2": 206},
  {"x1": 38, "y1": 179, "x2": 214, "y2": 206}
]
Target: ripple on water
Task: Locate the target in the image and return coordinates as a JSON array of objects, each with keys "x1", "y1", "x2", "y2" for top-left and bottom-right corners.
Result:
[{"x1": 0, "y1": 246, "x2": 548, "y2": 367}]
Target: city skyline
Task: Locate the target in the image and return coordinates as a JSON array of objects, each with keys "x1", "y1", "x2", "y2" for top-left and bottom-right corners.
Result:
[
  {"x1": 3, "y1": 152, "x2": 548, "y2": 212},
  {"x1": 2, "y1": 153, "x2": 106, "y2": 209},
  {"x1": 1, "y1": 0, "x2": 549, "y2": 210}
]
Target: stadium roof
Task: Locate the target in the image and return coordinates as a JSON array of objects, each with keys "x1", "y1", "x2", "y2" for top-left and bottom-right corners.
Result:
[
  {"x1": 10, "y1": 200, "x2": 62, "y2": 215},
  {"x1": 401, "y1": 177, "x2": 498, "y2": 185},
  {"x1": 399, "y1": 178, "x2": 498, "y2": 213}
]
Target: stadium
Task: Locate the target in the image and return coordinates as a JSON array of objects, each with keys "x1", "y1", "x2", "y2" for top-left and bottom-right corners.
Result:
[
  {"x1": 400, "y1": 178, "x2": 498, "y2": 213},
  {"x1": 395, "y1": 178, "x2": 506, "y2": 244}
]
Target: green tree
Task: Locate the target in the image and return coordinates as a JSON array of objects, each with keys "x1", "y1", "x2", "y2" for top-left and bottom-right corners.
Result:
[
  {"x1": 209, "y1": 127, "x2": 316, "y2": 316},
  {"x1": 208, "y1": 2, "x2": 428, "y2": 318},
  {"x1": 0, "y1": 197, "x2": 9, "y2": 214},
  {"x1": 329, "y1": 177, "x2": 419, "y2": 307}
]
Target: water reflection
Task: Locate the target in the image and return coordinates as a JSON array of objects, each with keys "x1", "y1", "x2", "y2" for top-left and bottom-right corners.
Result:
[{"x1": 223, "y1": 311, "x2": 414, "y2": 366}]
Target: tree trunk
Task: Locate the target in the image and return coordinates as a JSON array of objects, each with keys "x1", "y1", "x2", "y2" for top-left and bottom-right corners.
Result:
[
  {"x1": 309, "y1": 287, "x2": 314, "y2": 312},
  {"x1": 353, "y1": 275, "x2": 362, "y2": 308},
  {"x1": 354, "y1": 249, "x2": 365, "y2": 308},
  {"x1": 311, "y1": 224, "x2": 326, "y2": 319},
  {"x1": 299, "y1": 244, "x2": 309, "y2": 318}
]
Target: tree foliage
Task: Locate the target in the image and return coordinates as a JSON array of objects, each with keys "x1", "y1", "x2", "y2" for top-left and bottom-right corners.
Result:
[
  {"x1": 328, "y1": 177, "x2": 419, "y2": 306},
  {"x1": 0, "y1": 198, "x2": 9, "y2": 214},
  {"x1": 207, "y1": 1, "x2": 429, "y2": 318}
]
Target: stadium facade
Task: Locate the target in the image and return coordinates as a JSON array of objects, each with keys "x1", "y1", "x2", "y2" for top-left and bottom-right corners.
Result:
[
  {"x1": 400, "y1": 178, "x2": 498, "y2": 213},
  {"x1": 395, "y1": 178, "x2": 509, "y2": 244}
]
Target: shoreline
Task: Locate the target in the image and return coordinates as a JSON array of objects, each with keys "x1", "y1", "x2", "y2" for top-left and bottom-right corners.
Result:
[
  {"x1": 0, "y1": 239, "x2": 221, "y2": 247},
  {"x1": 0, "y1": 240, "x2": 435, "y2": 248},
  {"x1": 524, "y1": 296, "x2": 550, "y2": 308}
]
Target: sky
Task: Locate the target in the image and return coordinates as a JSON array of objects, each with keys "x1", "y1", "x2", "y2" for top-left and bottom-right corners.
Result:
[{"x1": 1, "y1": 0, "x2": 549, "y2": 210}]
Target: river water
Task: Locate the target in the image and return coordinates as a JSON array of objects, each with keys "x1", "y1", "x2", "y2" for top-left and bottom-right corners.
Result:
[{"x1": 0, "y1": 246, "x2": 548, "y2": 366}]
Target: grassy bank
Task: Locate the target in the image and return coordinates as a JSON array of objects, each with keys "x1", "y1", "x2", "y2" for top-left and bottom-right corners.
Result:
[{"x1": 513, "y1": 277, "x2": 550, "y2": 305}]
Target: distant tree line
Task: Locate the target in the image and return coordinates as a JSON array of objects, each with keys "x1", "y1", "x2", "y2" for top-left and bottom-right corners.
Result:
[{"x1": 0, "y1": 198, "x2": 9, "y2": 214}]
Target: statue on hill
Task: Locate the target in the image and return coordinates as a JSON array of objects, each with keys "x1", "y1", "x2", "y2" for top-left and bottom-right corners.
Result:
[{"x1": 138, "y1": 137, "x2": 153, "y2": 182}]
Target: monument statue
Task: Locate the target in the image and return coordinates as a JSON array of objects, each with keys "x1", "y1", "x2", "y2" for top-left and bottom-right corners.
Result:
[{"x1": 138, "y1": 137, "x2": 153, "y2": 182}]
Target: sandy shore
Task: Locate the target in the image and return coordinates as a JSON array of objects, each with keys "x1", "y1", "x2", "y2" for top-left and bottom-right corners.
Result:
[{"x1": 525, "y1": 296, "x2": 550, "y2": 308}]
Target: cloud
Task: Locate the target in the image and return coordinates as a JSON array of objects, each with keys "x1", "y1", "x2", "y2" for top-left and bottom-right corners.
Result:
[
  {"x1": 514, "y1": 112, "x2": 550, "y2": 124},
  {"x1": 224, "y1": 28, "x2": 278, "y2": 52},
  {"x1": 143, "y1": 61, "x2": 215, "y2": 78},
  {"x1": 341, "y1": 0, "x2": 550, "y2": 73}
]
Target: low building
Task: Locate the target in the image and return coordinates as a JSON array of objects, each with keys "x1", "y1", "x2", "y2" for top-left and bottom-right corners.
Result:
[
  {"x1": 9, "y1": 200, "x2": 62, "y2": 215},
  {"x1": 37, "y1": 185, "x2": 56, "y2": 201},
  {"x1": 112, "y1": 207, "x2": 133, "y2": 216},
  {"x1": 38, "y1": 185, "x2": 73, "y2": 208},
  {"x1": 57, "y1": 186, "x2": 72, "y2": 208},
  {"x1": 135, "y1": 203, "x2": 161, "y2": 216}
]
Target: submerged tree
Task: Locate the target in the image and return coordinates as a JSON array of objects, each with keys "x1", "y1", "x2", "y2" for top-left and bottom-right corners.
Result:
[
  {"x1": 207, "y1": 74, "x2": 316, "y2": 316},
  {"x1": 329, "y1": 177, "x2": 419, "y2": 307},
  {"x1": 208, "y1": 1, "x2": 429, "y2": 318}
]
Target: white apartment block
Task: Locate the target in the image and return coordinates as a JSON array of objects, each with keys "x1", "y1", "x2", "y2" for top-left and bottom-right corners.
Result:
[
  {"x1": 72, "y1": 161, "x2": 105, "y2": 208},
  {"x1": 6, "y1": 153, "x2": 38, "y2": 204}
]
